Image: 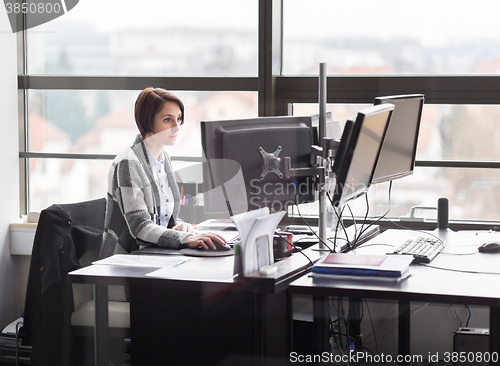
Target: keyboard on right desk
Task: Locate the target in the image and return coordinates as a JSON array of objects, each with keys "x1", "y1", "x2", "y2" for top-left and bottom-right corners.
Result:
[{"x1": 392, "y1": 236, "x2": 445, "y2": 263}]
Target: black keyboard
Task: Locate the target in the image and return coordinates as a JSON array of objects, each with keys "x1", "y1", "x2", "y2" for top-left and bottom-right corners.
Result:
[{"x1": 392, "y1": 236, "x2": 444, "y2": 263}]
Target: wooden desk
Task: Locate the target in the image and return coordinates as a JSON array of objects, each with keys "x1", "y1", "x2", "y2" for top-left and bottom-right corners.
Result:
[
  {"x1": 69, "y1": 245, "x2": 325, "y2": 366},
  {"x1": 288, "y1": 229, "x2": 500, "y2": 365}
]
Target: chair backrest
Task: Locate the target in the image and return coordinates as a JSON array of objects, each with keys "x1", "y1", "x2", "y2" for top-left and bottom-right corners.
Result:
[{"x1": 22, "y1": 198, "x2": 106, "y2": 366}]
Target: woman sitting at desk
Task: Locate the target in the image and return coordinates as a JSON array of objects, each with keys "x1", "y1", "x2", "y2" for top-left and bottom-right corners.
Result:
[{"x1": 100, "y1": 87, "x2": 226, "y2": 263}]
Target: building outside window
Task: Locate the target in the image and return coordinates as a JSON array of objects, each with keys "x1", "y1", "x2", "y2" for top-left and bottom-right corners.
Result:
[{"x1": 19, "y1": 0, "x2": 500, "y2": 225}]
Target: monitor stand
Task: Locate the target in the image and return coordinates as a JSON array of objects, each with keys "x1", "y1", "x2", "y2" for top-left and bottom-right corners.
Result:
[
  {"x1": 313, "y1": 189, "x2": 332, "y2": 252},
  {"x1": 313, "y1": 62, "x2": 331, "y2": 252}
]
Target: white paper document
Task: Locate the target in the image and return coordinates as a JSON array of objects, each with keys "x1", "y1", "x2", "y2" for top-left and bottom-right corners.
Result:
[
  {"x1": 92, "y1": 254, "x2": 190, "y2": 268},
  {"x1": 232, "y1": 208, "x2": 286, "y2": 276},
  {"x1": 145, "y1": 266, "x2": 236, "y2": 281}
]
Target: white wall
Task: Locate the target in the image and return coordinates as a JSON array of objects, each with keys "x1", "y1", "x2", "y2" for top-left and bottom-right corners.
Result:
[{"x1": 0, "y1": 11, "x2": 21, "y2": 328}]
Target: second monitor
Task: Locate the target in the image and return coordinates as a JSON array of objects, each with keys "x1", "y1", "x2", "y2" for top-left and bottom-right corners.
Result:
[
  {"x1": 371, "y1": 94, "x2": 424, "y2": 184},
  {"x1": 331, "y1": 104, "x2": 395, "y2": 207}
]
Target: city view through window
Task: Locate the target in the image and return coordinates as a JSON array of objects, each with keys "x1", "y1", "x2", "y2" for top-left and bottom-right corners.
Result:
[{"x1": 24, "y1": 0, "x2": 500, "y2": 222}]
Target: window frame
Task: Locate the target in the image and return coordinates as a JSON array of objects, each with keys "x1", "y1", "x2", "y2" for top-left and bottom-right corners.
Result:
[
  {"x1": 275, "y1": 74, "x2": 500, "y2": 170},
  {"x1": 17, "y1": 0, "x2": 500, "y2": 229}
]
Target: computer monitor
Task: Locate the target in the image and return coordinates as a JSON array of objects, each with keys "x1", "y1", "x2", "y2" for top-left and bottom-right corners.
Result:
[
  {"x1": 311, "y1": 111, "x2": 341, "y2": 145},
  {"x1": 331, "y1": 104, "x2": 394, "y2": 207},
  {"x1": 371, "y1": 94, "x2": 424, "y2": 184},
  {"x1": 201, "y1": 116, "x2": 317, "y2": 216}
]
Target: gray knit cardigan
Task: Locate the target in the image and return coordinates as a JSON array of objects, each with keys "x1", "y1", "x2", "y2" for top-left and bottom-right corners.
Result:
[{"x1": 99, "y1": 134, "x2": 192, "y2": 260}]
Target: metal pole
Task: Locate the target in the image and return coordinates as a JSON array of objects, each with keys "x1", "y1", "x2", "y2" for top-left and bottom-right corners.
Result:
[{"x1": 318, "y1": 63, "x2": 327, "y2": 250}]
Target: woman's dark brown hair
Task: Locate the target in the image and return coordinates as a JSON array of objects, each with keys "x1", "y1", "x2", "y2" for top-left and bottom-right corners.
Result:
[{"x1": 134, "y1": 87, "x2": 184, "y2": 138}]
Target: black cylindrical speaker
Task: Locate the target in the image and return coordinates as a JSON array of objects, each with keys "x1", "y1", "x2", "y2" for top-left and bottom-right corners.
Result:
[{"x1": 437, "y1": 197, "x2": 449, "y2": 230}]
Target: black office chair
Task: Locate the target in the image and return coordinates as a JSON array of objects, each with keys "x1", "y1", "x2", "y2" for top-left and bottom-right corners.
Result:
[{"x1": 22, "y1": 198, "x2": 130, "y2": 366}]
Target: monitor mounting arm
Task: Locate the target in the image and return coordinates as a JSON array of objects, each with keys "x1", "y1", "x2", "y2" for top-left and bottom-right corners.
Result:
[
  {"x1": 282, "y1": 157, "x2": 324, "y2": 178},
  {"x1": 311, "y1": 138, "x2": 341, "y2": 160},
  {"x1": 258, "y1": 145, "x2": 325, "y2": 180},
  {"x1": 259, "y1": 146, "x2": 283, "y2": 180},
  {"x1": 258, "y1": 137, "x2": 340, "y2": 181},
  {"x1": 310, "y1": 138, "x2": 341, "y2": 171}
]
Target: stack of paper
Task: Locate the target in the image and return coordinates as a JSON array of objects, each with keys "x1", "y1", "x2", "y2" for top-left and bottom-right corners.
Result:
[
  {"x1": 92, "y1": 254, "x2": 189, "y2": 268},
  {"x1": 232, "y1": 208, "x2": 286, "y2": 276},
  {"x1": 312, "y1": 253, "x2": 413, "y2": 281}
]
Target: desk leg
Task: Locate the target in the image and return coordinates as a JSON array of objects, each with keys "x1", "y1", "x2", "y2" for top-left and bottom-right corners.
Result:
[
  {"x1": 258, "y1": 291, "x2": 291, "y2": 364},
  {"x1": 398, "y1": 301, "x2": 410, "y2": 359},
  {"x1": 313, "y1": 296, "x2": 329, "y2": 354},
  {"x1": 489, "y1": 305, "x2": 500, "y2": 366},
  {"x1": 94, "y1": 284, "x2": 109, "y2": 366}
]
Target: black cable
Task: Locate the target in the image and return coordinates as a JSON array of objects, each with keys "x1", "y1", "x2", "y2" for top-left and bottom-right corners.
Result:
[
  {"x1": 340, "y1": 298, "x2": 350, "y2": 354},
  {"x1": 355, "y1": 181, "x2": 393, "y2": 245},
  {"x1": 364, "y1": 299, "x2": 379, "y2": 356},
  {"x1": 368, "y1": 303, "x2": 429, "y2": 344},
  {"x1": 329, "y1": 204, "x2": 347, "y2": 252},
  {"x1": 361, "y1": 192, "x2": 372, "y2": 241},
  {"x1": 362, "y1": 304, "x2": 398, "y2": 344},
  {"x1": 327, "y1": 192, "x2": 350, "y2": 240},
  {"x1": 327, "y1": 272, "x2": 397, "y2": 360},
  {"x1": 274, "y1": 231, "x2": 314, "y2": 267},
  {"x1": 344, "y1": 202, "x2": 360, "y2": 252},
  {"x1": 327, "y1": 192, "x2": 352, "y2": 251},
  {"x1": 347, "y1": 298, "x2": 363, "y2": 353},
  {"x1": 330, "y1": 296, "x2": 340, "y2": 316},
  {"x1": 328, "y1": 203, "x2": 345, "y2": 252},
  {"x1": 346, "y1": 202, "x2": 359, "y2": 242},
  {"x1": 329, "y1": 329, "x2": 380, "y2": 361},
  {"x1": 294, "y1": 236, "x2": 347, "y2": 245},
  {"x1": 294, "y1": 196, "x2": 334, "y2": 252},
  {"x1": 329, "y1": 298, "x2": 345, "y2": 357},
  {"x1": 418, "y1": 263, "x2": 500, "y2": 275},
  {"x1": 336, "y1": 297, "x2": 346, "y2": 351},
  {"x1": 439, "y1": 251, "x2": 477, "y2": 256},
  {"x1": 382, "y1": 215, "x2": 445, "y2": 246},
  {"x1": 326, "y1": 189, "x2": 385, "y2": 253},
  {"x1": 354, "y1": 243, "x2": 395, "y2": 249},
  {"x1": 350, "y1": 192, "x2": 371, "y2": 249},
  {"x1": 450, "y1": 305, "x2": 463, "y2": 328}
]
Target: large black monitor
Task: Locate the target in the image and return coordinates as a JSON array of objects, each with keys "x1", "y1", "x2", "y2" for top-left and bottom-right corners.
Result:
[
  {"x1": 331, "y1": 104, "x2": 394, "y2": 207},
  {"x1": 371, "y1": 94, "x2": 424, "y2": 184},
  {"x1": 201, "y1": 116, "x2": 317, "y2": 216}
]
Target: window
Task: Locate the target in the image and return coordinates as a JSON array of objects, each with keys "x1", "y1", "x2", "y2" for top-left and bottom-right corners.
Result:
[
  {"x1": 283, "y1": 0, "x2": 500, "y2": 75},
  {"x1": 27, "y1": 0, "x2": 258, "y2": 76},
  {"x1": 290, "y1": 103, "x2": 500, "y2": 221},
  {"x1": 19, "y1": 0, "x2": 258, "y2": 213},
  {"x1": 278, "y1": 0, "x2": 500, "y2": 225},
  {"x1": 25, "y1": 90, "x2": 257, "y2": 212},
  {"x1": 19, "y1": 1, "x2": 500, "y2": 226}
]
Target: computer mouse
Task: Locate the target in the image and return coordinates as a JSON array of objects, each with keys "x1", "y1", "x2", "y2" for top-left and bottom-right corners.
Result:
[
  {"x1": 478, "y1": 241, "x2": 500, "y2": 253},
  {"x1": 199, "y1": 241, "x2": 231, "y2": 252}
]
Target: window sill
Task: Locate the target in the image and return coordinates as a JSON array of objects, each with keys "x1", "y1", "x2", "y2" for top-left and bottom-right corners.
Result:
[{"x1": 10, "y1": 223, "x2": 37, "y2": 255}]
